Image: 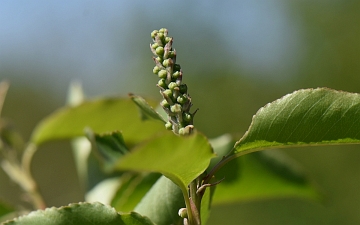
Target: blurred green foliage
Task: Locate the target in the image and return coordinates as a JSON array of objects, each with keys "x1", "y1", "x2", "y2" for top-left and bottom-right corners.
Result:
[{"x1": 2, "y1": 1, "x2": 360, "y2": 224}]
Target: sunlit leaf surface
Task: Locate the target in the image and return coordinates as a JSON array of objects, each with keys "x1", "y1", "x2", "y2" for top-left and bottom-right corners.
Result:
[
  {"x1": 115, "y1": 132, "x2": 215, "y2": 193},
  {"x1": 235, "y1": 88, "x2": 360, "y2": 154},
  {"x1": 31, "y1": 98, "x2": 164, "y2": 146}
]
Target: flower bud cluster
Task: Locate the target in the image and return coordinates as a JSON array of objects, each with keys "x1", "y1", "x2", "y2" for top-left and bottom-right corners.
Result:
[{"x1": 150, "y1": 28, "x2": 195, "y2": 135}]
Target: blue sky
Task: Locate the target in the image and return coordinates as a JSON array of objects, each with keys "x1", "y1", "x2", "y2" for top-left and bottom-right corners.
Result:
[{"x1": 0, "y1": 1, "x2": 303, "y2": 97}]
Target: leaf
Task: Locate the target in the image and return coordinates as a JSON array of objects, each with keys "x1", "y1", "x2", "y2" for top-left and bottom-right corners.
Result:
[
  {"x1": 85, "y1": 177, "x2": 122, "y2": 205},
  {"x1": 207, "y1": 134, "x2": 235, "y2": 173},
  {"x1": 71, "y1": 137, "x2": 92, "y2": 192},
  {"x1": 235, "y1": 88, "x2": 360, "y2": 154},
  {"x1": 129, "y1": 94, "x2": 166, "y2": 123},
  {"x1": 0, "y1": 200, "x2": 14, "y2": 220},
  {"x1": 111, "y1": 173, "x2": 161, "y2": 212},
  {"x1": 212, "y1": 150, "x2": 320, "y2": 205},
  {"x1": 31, "y1": 98, "x2": 164, "y2": 146},
  {"x1": 86, "y1": 130, "x2": 129, "y2": 172},
  {"x1": 2, "y1": 202, "x2": 154, "y2": 225},
  {"x1": 200, "y1": 186, "x2": 213, "y2": 225},
  {"x1": 206, "y1": 134, "x2": 319, "y2": 205},
  {"x1": 134, "y1": 176, "x2": 185, "y2": 225},
  {"x1": 85, "y1": 173, "x2": 161, "y2": 213},
  {"x1": 115, "y1": 132, "x2": 215, "y2": 194}
]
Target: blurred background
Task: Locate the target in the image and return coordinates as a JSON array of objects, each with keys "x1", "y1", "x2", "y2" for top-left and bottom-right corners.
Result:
[{"x1": 1, "y1": 0, "x2": 360, "y2": 224}]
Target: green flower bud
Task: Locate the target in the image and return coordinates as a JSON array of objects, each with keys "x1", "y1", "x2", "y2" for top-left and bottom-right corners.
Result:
[
  {"x1": 153, "y1": 66, "x2": 160, "y2": 74},
  {"x1": 177, "y1": 95, "x2": 188, "y2": 104},
  {"x1": 158, "y1": 70, "x2": 167, "y2": 79},
  {"x1": 157, "y1": 32, "x2": 164, "y2": 42},
  {"x1": 170, "y1": 104, "x2": 182, "y2": 113},
  {"x1": 151, "y1": 43, "x2": 159, "y2": 50},
  {"x1": 155, "y1": 46, "x2": 164, "y2": 56},
  {"x1": 179, "y1": 84, "x2": 187, "y2": 94},
  {"x1": 151, "y1": 30, "x2": 158, "y2": 39},
  {"x1": 178, "y1": 128, "x2": 186, "y2": 135},
  {"x1": 178, "y1": 208, "x2": 188, "y2": 218},
  {"x1": 162, "y1": 89, "x2": 173, "y2": 98},
  {"x1": 162, "y1": 59, "x2": 173, "y2": 67},
  {"x1": 156, "y1": 56, "x2": 163, "y2": 63},
  {"x1": 165, "y1": 36, "x2": 172, "y2": 44},
  {"x1": 165, "y1": 121, "x2": 173, "y2": 130},
  {"x1": 183, "y1": 113, "x2": 192, "y2": 122},
  {"x1": 179, "y1": 125, "x2": 194, "y2": 135},
  {"x1": 172, "y1": 71, "x2": 180, "y2": 79},
  {"x1": 157, "y1": 79, "x2": 167, "y2": 89},
  {"x1": 168, "y1": 82, "x2": 178, "y2": 90},
  {"x1": 167, "y1": 51, "x2": 175, "y2": 59},
  {"x1": 159, "y1": 28, "x2": 168, "y2": 34},
  {"x1": 160, "y1": 99, "x2": 170, "y2": 108}
]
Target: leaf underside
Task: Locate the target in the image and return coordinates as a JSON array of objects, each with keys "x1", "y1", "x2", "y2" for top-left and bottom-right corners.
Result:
[
  {"x1": 235, "y1": 88, "x2": 360, "y2": 153},
  {"x1": 212, "y1": 151, "x2": 320, "y2": 205},
  {"x1": 134, "y1": 176, "x2": 185, "y2": 225},
  {"x1": 208, "y1": 135, "x2": 319, "y2": 206}
]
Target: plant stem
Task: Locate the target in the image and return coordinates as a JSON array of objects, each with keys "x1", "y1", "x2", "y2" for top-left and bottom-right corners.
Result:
[
  {"x1": 0, "y1": 81, "x2": 10, "y2": 117},
  {"x1": 21, "y1": 143, "x2": 46, "y2": 209},
  {"x1": 189, "y1": 179, "x2": 201, "y2": 224},
  {"x1": 181, "y1": 188, "x2": 196, "y2": 225},
  {"x1": 202, "y1": 148, "x2": 258, "y2": 185}
]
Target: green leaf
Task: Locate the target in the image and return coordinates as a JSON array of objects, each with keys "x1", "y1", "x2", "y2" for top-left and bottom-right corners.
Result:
[
  {"x1": 31, "y1": 98, "x2": 164, "y2": 146},
  {"x1": 212, "y1": 150, "x2": 320, "y2": 205},
  {"x1": 235, "y1": 88, "x2": 360, "y2": 154},
  {"x1": 86, "y1": 130, "x2": 129, "y2": 172},
  {"x1": 111, "y1": 173, "x2": 161, "y2": 212},
  {"x1": 86, "y1": 173, "x2": 161, "y2": 213},
  {"x1": 3, "y1": 202, "x2": 154, "y2": 225},
  {"x1": 0, "y1": 200, "x2": 14, "y2": 222},
  {"x1": 134, "y1": 176, "x2": 185, "y2": 225},
  {"x1": 129, "y1": 94, "x2": 166, "y2": 123},
  {"x1": 206, "y1": 134, "x2": 319, "y2": 206},
  {"x1": 85, "y1": 176, "x2": 122, "y2": 205},
  {"x1": 200, "y1": 186, "x2": 213, "y2": 225},
  {"x1": 115, "y1": 132, "x2": 215, "y2": 194}
]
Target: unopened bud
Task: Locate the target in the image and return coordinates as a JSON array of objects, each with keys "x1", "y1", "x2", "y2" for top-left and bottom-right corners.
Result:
[
  {"x1": 170, "y1": 104, "x2": 182, "y2": 113},
  {"x1": 162, "y1": 89, "x2": 173, "y2": 98},
  {"x1": 159, "y1": 28, "x2": 168, "y2": 34},
  {"x1": 155, "y1": 46, "x2": 164, "y2": 56},
  {"x1": 153, "y1": 66, "x2": 160, "y2": 74},
  {"x1": 162, "y1": 59, "x2": 173, "y2": 67},
  {"x1": 168, "y1": 82, "x2": 178, "y2": 90},
  {"x1": 178, "y1": 208, "x2": 188, "y2": 218},
  {"x1": 179, "y1": 125, "x2": 194, "y2": 135},
  {"x1": 173, "y1": 71, "x2": 180, "y2": 79},
  {"x1": 157, "y1": 79, "x2": 167, "y2": 89},
  {"x1": 158, "y1": 70, "x2": 167, "y2": 79},
  {"x1": 183, "y1": 113, "x2": 192, "y2": 122},
  {"x1": 151, "y1": 43, "x2": 159, "y2": 50},
  {"x1": 177, "y1": 95, "x2": 188, "y2": 104},
  {"x1": 157, "y1": 32, "x2": 164, "y2": 42},
  {"x1": 165, "y1": 121, "x2": 173, "y2": 130},
  {"x1": 156, "y1": 56, "x2": 162, "y2": 63},
  {"x1": 151, "y1": 30, "x2": 158, "y2": 39},
  {"x1": 160, "y1": 99, "x2": 170, "y2": 108},
  {"x1": 165, "y1": 36, "x2": 172, "y2": 44}
]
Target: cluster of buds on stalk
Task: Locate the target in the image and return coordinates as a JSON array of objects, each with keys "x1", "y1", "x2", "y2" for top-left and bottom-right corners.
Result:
[{"x1": 150, "y1": 28, "x2": 196, "y2": 135}]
